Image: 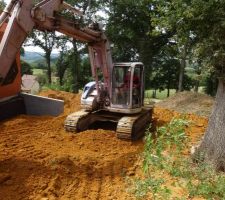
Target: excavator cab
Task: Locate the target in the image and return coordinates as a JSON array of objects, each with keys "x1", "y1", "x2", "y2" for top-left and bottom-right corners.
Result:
[{"x1": 111, "y1": 63, "x2": 144, "y2": 113}]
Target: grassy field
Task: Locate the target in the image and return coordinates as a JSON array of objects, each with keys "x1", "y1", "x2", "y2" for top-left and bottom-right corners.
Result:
[
  {"x1": 145, "y1": 87, "x2": 206, "y2": 100},
  {"x1": 145, "y1": 89, "x2": 176, "y2": 100},
  {"x1": 32, "y1": 68, "x2": 45, "y2": 75}
]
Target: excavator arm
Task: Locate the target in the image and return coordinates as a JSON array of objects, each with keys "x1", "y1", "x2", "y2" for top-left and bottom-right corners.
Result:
[{"x1": 0, "y1": 0, "x2": 113, "y2": 99}]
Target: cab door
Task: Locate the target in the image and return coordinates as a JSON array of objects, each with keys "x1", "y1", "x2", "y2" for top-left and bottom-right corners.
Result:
[
  {"x1": 131, "y1": 64, "x2": 144, "y2": 108},
  {"x1": 111, "y1": 65, "x2": 131, "y2": 106}
]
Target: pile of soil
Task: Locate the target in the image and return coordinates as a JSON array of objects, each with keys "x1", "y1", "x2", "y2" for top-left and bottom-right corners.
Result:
[
  {"x1": 156, "y1": 91, "x2": 214, "y2": 117},
  {"x1": 0, "y1": 90, "x2": 208, "y2": 199},
  {"x1": 39, "y1": 90, "x2": 82, "y2": 115}
]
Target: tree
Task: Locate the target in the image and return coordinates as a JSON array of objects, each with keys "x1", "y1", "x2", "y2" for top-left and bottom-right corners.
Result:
[
  {"x1": 55, "y1": 0, "x2": 103, "y2": 93},
  {"x1": 151, "y1": 0, "x2": 197, "y2": 92},
  {"x1": 0, "y1": 0, "x2": 5, "y2": 12},
  {"x1": 56, "y1": 36, "x2": 69, "y2": 86},
  {"x1": 106, "y1": 0, "x2": 174, "y2": 88},
  {"x1": 21, "y1": 60, "x2": 33, "y2": 75},
  {"x1": 204, "y1": 69, "x2": 218, "y2": 97},
  {"x1": 152, "y1": 0, "x2": 225, "y2": 170},
  {"x1": 69, "y1": 40, "x2": 82, "y2": 93},
  {"x1": 188, "y1": 1, "x2": 225, "y2": 170},
  {"x1": 30, "y1": 31, "x2": 56, "y2": 84},
  {"x1": 151, "y1": 45, "x2": 181, "y2": 97},
  {"x1": 56, "y1": 51, "x2": 69, "y2": 86}
]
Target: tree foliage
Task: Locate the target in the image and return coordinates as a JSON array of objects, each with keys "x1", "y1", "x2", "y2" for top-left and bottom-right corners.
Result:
[
  {"x1": 152, "y1": 0, "x2": 225, "y2": 76},
  {"x1": 0, "y1": 0, "x2": 5, "y2": 12},
  {"x1": 106, "y1": 0, "x2": 174, "y2": 88},
  {"x1": 21, "y1": 60, "x2": 33, "y2": 75},
  {"x1": 153, "y1": 0, "x2": 225, "y2": 170}
]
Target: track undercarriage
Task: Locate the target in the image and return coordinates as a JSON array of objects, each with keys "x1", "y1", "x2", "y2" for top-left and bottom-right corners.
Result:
[{"x1": 64, "y1": 106, "x2": 153, "y2": 140}]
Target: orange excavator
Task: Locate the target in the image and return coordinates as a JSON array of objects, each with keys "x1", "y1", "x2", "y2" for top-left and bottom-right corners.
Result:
[{"x1": 0, "y1": 0, "x2": 152, "y2": 140}]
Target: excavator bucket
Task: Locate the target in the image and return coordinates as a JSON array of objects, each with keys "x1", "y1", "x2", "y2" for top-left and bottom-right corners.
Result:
[
  {"x1": 0, "y1": 93, "x2": 64, "y2": 121},
  {"x1": 0, "y1": 23, "x2": 64, "y2": 121}
]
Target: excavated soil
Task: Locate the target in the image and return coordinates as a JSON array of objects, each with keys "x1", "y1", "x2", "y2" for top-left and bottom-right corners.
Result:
[{"x1": 0, "y1": 90, "x2": 209, "y2": 200}]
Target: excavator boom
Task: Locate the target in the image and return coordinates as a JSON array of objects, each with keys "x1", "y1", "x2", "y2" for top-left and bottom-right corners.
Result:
[{"x1": 0, "y1": 0, "x2": 112, "y2": 96}]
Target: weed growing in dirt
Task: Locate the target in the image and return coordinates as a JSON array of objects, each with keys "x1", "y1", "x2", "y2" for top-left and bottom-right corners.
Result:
[
  {"x1": 143, "y1": 118, "x2": 189, "y2": 174},
  {"x1": 128, "y1": 118, "x2": 188, "y2": 199},
  {"x1": 130, "y1": 117, "x2": 225, "y2": 199},
  {"x1": 186, "y1": 162, "x2": 225, "y2": 199},
  {"x1": 126, "y1": 176, "x2": 170, "y2": 200}
]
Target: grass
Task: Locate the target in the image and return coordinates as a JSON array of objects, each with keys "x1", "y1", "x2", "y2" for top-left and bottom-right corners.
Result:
[
  {"x1": 32, "y1": 68, "x2": 45, "y2": 75},
  {"x1": 145, "y1": 87, "x2": 206, "y2": 100},
  {"x1": 145, "y1": 89, "x2": 176, "y2": 100}
]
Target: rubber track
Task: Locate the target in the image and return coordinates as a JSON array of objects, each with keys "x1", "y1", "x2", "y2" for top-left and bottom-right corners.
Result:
[
  {"x1": 116, "y1": 108, "x2": 152, "y2": 140},
  {"x1": 64, "y1": 110, "x2": 89, "y2": 132}
]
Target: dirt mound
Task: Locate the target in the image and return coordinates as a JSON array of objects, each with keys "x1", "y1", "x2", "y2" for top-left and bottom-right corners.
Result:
[
  {"x1": 0, "y1": 90, "x2": 208, "y2": 199},
  {"x1": 156, "y1": 91, "x2": 214, "y2": 117},
  {"x1": 39, "y1": 90, "x2": 81, "y2": 115}
]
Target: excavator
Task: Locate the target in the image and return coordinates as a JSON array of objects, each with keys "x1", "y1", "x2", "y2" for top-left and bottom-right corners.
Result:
[{"x1": 0, "y1": 0, "x2": 153, "y2": 140}]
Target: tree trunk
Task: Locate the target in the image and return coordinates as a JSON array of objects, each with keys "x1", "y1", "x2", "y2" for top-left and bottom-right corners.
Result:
[
  {"x1": 152, "y1": 89, "x2": 156, "y2": 98},
  {"x1": 194, "y1": 66, "x2": 201, "y2": 93},
  {"x1": 178, "y1": 45, "x2": 187, "y2": 92},
  {"x1": 194, "y1": 80, "x2": 199, "y2": 92},
  {"x1": 167, "y1": 76, "x2": 171, "y2": 97},
  {"x1": 178, "y1": 60, "x2": 184, "y2": 92},
  {"x1": 59, "y1": 67, "x2": 64, "y2": 86},
  {"x1": 196, "y1": 78, "x2": 225, "y2": 170},
  {"x1": 167, "y1": 88, "x2": 170, "y2": 97},
  {"x1": 46, "y1": 53, "x2": 52, "y2": 84},
  {"x1": 57, "y1": 57, "x2": 67, "y2": 86},
  {"x1": 71, "y1": 40, "x2": 80, "y2": 93}
]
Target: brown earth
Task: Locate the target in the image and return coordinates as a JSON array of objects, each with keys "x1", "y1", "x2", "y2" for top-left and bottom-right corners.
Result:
[{"x1": 0, "y1": 90, "x2": 209, "y2": 200}]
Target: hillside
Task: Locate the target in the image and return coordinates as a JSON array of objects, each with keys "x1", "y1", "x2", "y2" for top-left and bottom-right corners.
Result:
[{"x1": 21, "y1": 51, "x2": 59, "y2": 63}]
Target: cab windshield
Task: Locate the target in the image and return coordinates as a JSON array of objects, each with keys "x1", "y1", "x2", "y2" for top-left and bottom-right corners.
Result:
[{"x1": 112, "y1": 66, "x2": 131, "y2": 105}]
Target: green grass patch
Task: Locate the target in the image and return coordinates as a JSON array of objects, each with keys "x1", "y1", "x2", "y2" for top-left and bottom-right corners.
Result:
[
  {"x1": 145, "y1": 89, "x2": 176, "y2": 100},
  {"x1": 32, "y1": 68, "x2": 45, "y2": 75}
]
